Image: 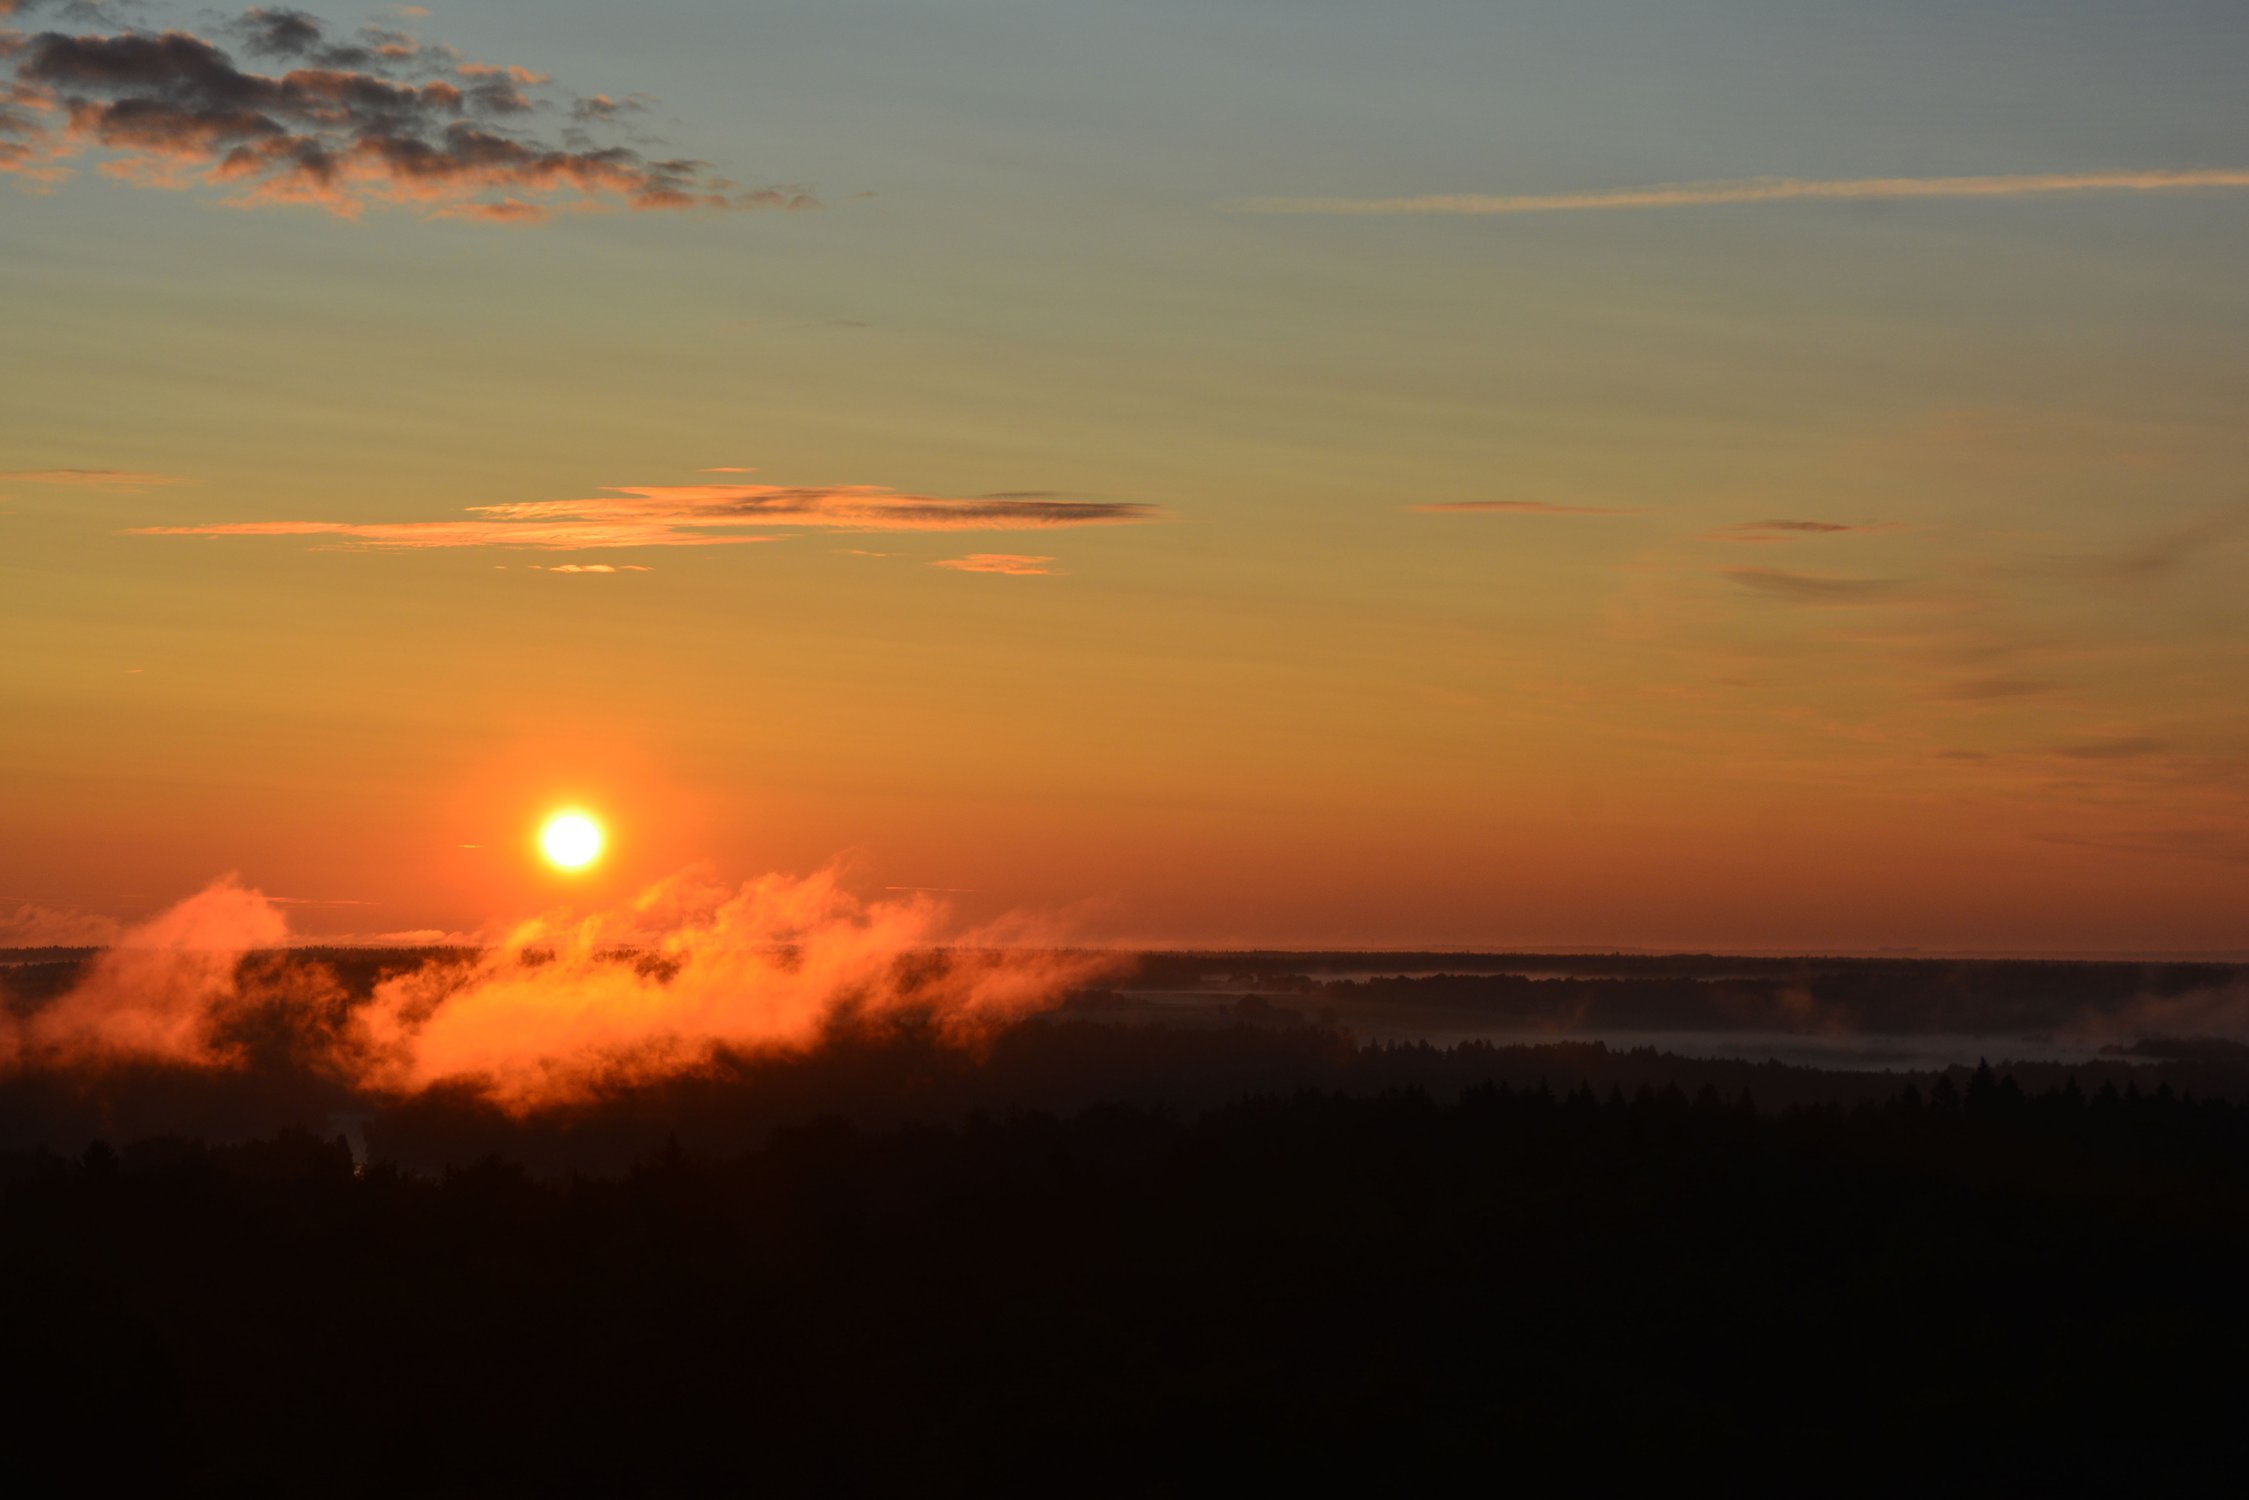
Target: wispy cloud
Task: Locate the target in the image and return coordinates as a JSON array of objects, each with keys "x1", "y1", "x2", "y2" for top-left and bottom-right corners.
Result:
[
  {"x1": 534, "y1": 563, "x2": 649, "y2": 574},
  {"x1": 1246, "y1": 169, "x2": 2249, "y2": 217},
  {"x1": 2034, "y1": 826, "x2": 2249, "y2": 867},
  {"x1": 1720, "y1": 567, "x2": 1913, "y2": 604},
  {"x1": 931, "y1": 553, "x2": 1059, "y2": 576},
  {"x1": 1708, "y1": 519, "x2": 1898, "y2": 544},
  {"x1": 2094, "y1": 505, "x2": 2249, "y2": 581},
  {"x1": 1990, "y1": 504, "x2": 2249, "y2": 589},
  {"x1": 1931, "y1": 675, "x2": 2061, "y2": 702},
  {"x1": 130, "y1": 480, "x2": 1162, "y2": 551},
  {"x1": 0, "y1": 466, "x2": 184, "y2": 490},
  {"x1": 2055, "y1": 736, "x2": 2168, "y2": 760},
  {"x1": 0, "y1": 3, "x2": 815, "y2": 220},
  {"x1": 0, "y1": 900, "x2": 124, "y2": 948},
  {"x1": 1412, "y1": 500, "x2": 1640, "y2": 517},
  {"x1": 472, "y1": 486, "x2": 1157, "y2": 532}
]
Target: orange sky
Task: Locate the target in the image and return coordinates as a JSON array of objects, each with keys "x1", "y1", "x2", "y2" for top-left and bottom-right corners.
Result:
[{"x1": 4, "y1": 1, "x2": 2246, "y2": 954}]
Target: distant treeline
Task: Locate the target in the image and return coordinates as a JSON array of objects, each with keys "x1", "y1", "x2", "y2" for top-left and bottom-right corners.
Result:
[
  {"x1": 16, "y1": 1012, "x2": 2249, "y2": 1176},
  {"x1": 1125, "y1": 951, "x2": 2249, "y2": 1036},
  {"x1": 1132, "y1": 949, "x2": 2249, "y2": 982},
  {"x1": 6, "y1": 1066, "x2": 2248, "y2": 1492}
]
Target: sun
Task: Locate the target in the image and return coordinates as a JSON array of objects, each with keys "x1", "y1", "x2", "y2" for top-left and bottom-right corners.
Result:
[{"x1": 539, "y1": 811, "x2": 604, "y2": 871}]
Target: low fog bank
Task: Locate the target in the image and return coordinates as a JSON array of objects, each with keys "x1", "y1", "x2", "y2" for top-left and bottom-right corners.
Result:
[
  {"x1": 7, "y1": 942, "x2": 2249, "y2": 1173},
  {"x1": 1115, "y1": 950, "x2": 2249, "y2": 1042}
]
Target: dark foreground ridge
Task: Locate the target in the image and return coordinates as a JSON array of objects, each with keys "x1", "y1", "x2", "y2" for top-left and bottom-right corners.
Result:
[
  {"x1": 8, "y1": 1066, "x2": 2249, "y2": 1493},
  {"x1": 8, "y1": 947, "x2": 2249, "y2": 1490}
]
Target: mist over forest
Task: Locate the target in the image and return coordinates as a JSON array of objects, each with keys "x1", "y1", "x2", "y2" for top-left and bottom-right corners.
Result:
[
  {"x1": 10, "y1": 0, "x2": 2249, "y2": 1483},
  {"x1": 7, "y1": 944, "x2": 2249, "y2": 1166},
  {"x1": 8, "y1": 938, "x2": 2249, "y2": 1491},
  {"x1": 8, "y1": 956, "x2": 2249, "y2": 1488}
]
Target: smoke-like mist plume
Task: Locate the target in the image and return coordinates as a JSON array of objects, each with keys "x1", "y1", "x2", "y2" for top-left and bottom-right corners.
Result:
[
  {"x1": 2, "y1": 876, "x2": 286, "y2": 1070},
  {"x1": 1, "y1": 867, "x2": 1118, "y2": 1111}
]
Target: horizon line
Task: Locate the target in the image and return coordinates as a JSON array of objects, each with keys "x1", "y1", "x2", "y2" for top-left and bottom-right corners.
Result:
[{"x1": 3, "y1": 941, "x2": 2242, "y2": 965}]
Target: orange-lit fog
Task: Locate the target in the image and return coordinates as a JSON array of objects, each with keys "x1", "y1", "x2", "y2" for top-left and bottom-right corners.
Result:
[{"x1": 1, "y1": 871, "x2": 1118, "y2": 1112}]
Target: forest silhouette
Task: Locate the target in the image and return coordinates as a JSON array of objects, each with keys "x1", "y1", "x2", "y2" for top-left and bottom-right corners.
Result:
[
  {"x1": 6, "y1": 947, "x2": 2249, "y2": 1490},
  {"x1": 8, "y1": 1064, "x2": 2249, "y2": 1491}
]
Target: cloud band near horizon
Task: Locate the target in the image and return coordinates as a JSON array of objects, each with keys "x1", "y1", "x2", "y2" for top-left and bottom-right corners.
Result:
[
  {"x1": 128, "y1": 481, "x2": 1163, "y2": 550},
  {"x1": 1245, "y1": 169, "x2": 2249, "y2": 217}
]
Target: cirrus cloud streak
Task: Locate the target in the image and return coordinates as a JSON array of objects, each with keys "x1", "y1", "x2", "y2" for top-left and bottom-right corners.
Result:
[
  {"x1": 1247, "y1": 169, "x2": 2249, "y2": 217},
  {"x1": 0, "y1": 466, "x2": 184, "y2": 489},
  {"x1": 1721, "y1": 566, "x2": 1913, "y2": 604},
  {"x1": 1412, "y1": 500, "x2": 1640, "y2": 517}
]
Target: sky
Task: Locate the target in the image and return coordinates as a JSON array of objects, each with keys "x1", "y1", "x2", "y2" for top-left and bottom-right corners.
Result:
[{"x1": 3, "y1": 0, "x2": 2247, "y2": 954}]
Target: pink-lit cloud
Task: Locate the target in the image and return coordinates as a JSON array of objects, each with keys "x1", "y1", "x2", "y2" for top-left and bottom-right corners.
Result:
[
  {"x1": 130, "y1": 480, "x2": 1162, "y2": 551},
  {"x1": 931, "y1": 553, "x2": 1060, "y2": 576},
  {"x1": 0, "y1": 4, "x2": 815, "y2": 221},
  {"x1": 127, "y1": 517, "x2": 777, "y2": 550}
]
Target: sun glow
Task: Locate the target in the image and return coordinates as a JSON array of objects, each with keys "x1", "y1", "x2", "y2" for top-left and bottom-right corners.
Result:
[{"x1": 539, "y1": 812, "x2": 604, "y2": 871}]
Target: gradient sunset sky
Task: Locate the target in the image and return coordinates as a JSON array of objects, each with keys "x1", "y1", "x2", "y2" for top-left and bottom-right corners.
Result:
[{"x1": 4, "y1": 0, "x2": 2246, "y2": 954}]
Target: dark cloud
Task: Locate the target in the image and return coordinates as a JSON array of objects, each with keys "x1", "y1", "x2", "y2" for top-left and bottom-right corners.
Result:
[
  {"x1": 235, "y1": 7, "x2": 329, "y2": 60},
  {"x1": 570, "y1": 92, "x2": 645, "y2": 123},
  {"x1": 1721, "y1": 567, "x2": 1912, "y2": 604},
  {"x1": 1, "y1": 4, "x2": 815, "y2": 220}
]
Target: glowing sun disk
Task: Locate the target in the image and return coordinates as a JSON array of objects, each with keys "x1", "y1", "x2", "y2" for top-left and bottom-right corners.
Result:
[{"x1": 540, "y1": 812, "x2": 604, "y2": 870}]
